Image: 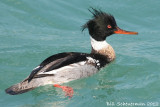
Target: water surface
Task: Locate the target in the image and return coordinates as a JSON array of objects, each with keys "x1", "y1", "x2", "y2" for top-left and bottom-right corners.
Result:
[{"x1": 0, "y1": 0, "x2": 160, "y2": 107}]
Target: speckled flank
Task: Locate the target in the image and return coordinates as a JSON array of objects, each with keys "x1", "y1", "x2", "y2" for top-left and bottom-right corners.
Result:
[
  {"x1": 52, "y1": 63, "x2": 98, "y2": 84},
  {"x1": 40, "y1": 61, "x2": 98, "y2": 84}
]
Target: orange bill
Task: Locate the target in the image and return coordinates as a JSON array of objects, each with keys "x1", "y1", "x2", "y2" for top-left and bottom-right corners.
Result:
[{"x1": 114, "y1": 27, "x2": 138, "y2": 35}]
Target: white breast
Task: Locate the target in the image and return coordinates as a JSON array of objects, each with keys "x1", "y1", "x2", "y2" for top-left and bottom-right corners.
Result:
[{"x1": 90, "y1": 37, "x2": 109, "y2": 51}]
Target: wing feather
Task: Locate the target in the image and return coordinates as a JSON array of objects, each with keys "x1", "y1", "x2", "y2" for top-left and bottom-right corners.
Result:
[{"x1": 27, "y1": 52, "x2": 88, "y2": 82}]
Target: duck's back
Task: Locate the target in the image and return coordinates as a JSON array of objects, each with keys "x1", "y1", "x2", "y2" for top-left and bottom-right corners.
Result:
[{"x1": 5, "y1": 52, "x2": 110, "y2": 95}]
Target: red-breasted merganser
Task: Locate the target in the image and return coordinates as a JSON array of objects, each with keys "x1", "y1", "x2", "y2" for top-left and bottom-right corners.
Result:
[{"x1": 5, "y1": 8, "x2": 138, "y2": 98}]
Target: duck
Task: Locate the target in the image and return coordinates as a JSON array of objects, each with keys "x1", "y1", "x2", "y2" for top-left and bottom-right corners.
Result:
[{"x1": 5, "y1": 8, "x2": 138, "y2": 98}]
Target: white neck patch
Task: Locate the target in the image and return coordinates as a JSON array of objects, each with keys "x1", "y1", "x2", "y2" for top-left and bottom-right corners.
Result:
[{"x1": 90, "y1": 37, "x2": 109, "y2": 51}]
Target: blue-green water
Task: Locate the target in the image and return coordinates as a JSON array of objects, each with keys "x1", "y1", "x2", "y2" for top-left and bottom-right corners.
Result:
[{"x1": 0, "y1": 0, "x2": 160, "y2": 107}]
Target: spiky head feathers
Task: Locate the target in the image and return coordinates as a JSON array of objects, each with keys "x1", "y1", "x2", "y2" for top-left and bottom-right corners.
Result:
[{"x1": 82, "y1": 8, "x2": 117, "y2": 41}]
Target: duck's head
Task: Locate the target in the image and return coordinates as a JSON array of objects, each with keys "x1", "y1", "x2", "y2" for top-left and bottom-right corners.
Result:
[{"x1": 82, "y1": 8, "x2": 138, "y2": 41}]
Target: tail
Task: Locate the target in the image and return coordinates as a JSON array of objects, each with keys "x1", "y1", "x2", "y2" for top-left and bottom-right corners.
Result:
[
  {"x1": 5, "y1": 74, "x2": 55, "y2": 95},
  {"x1": 5, "y1": 80, "x2": 36, "y2": 95}
]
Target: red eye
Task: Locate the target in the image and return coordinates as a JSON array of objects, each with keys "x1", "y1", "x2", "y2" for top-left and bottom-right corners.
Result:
[{"x1": 107, "y1": 25, "x2": 112, "y2": 29}]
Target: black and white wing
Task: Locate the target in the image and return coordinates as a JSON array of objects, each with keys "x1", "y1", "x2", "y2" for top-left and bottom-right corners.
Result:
[{"x1": 27, "y1": 52, "x2": 88, "y2": 82}]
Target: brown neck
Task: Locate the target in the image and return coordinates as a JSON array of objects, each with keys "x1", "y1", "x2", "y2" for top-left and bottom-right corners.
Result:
[
  {"x1": 90, "y1": 37, "x2": 116, "y2": 62},
  {"x1": 91, "y1": 44, "x2": 116, "y2": 62}
]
